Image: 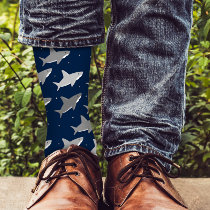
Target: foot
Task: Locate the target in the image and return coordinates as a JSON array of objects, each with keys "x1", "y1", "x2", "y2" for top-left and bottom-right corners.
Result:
[
  {"x1": 104, "y1": 152, "x2": 188, "y2": 210},
  {"x1": 26, "y1": 145, "x2": 103, "y2": 210}
]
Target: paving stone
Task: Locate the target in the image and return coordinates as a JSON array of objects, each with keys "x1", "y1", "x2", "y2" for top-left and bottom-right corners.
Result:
[{"x1": 0, "y1": 177, "x2": 209, "y2": 210}]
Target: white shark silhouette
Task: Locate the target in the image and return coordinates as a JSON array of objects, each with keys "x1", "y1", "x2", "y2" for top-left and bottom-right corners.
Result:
[
  {"x1": 62, "y1": 137, "x2": 83, "y2": 149},
  {"x1": 53, "y1": 70, "x2": 83, "y2": 91},
  {"x1": 45, "y1": 140, "x2": 52, "y2": 149},
  {"x1": 43, "y1": 97, "x2": 52, "y2": 106},
  {"x1": 54, "y1": 93, "x2": 81, "y2": 118},
  {"x1": 37, "y1": 68, "x2": 52, "y2": 85},
  {"x1": 71, "y1": 115, "x2": 92, "y2": 135},
  {"x1": 39, "y1": 48, "x2": 70, "y2": 66}
]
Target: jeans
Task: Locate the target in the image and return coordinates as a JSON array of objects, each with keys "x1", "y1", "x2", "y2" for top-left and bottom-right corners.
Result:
[{"x1": 18, "y1": 0, "x2": 194, "y2": 172}]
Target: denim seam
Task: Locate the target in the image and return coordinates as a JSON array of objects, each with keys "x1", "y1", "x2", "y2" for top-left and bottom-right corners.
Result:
[
  {"x1": 101, "y1": 0, "x2": 116, "y2": 141},
  {"x1": 104, "y1": 143, "x2": 164, "y2": 157},
  {"x1": 104, "y1": 143, "x2": 172, "y2": 172},
  {"x1": 18, "y1": 34, "x2": 105, "y2": 43}
]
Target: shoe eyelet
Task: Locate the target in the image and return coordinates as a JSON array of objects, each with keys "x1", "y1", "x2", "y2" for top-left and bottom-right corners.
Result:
[
  {"x1": 75, "y1": 172, "x2": 80, "y2": 176},
  {"x1": 73, "y1": 163, "x2": 77, "y2": 168},
  {"x1": 129, "y1": 155, "x2": 134, "y2": 161},
  {"x1": 162, "y1": 180, "x2": 165, "y2": 184}
]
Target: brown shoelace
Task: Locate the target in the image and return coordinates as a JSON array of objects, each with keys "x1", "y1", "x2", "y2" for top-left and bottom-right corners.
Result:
[
  {"x1": 117, "y1": 153, "x2": 181, "y2": 184},
  {"x1": 31, "y1": 146, "x2": 100, "y2": 197}
]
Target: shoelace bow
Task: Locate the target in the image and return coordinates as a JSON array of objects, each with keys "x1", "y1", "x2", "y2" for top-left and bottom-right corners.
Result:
[
  {"x1": 117, "y1": 153, "x2": 181, "y2": 184},
  {"x1": 31, "y1": 146, "x2": 100, "y2": 195}
]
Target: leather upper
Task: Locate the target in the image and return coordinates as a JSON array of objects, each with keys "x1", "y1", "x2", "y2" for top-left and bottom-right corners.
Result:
[
  {"x1": 104, "y1": 152, "x2": 188, "y2": 210},
  {"x1": 26, "y1": 145, "x2": 103, "y2": 210}
]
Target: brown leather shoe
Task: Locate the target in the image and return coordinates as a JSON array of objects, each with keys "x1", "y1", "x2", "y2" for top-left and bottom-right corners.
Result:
[
  {"x1": 26, "y1": 145, "x2": 103, "y2": 210},
  {"x1": 104, "y1": 152, "x2": 188, "y2": 210}
]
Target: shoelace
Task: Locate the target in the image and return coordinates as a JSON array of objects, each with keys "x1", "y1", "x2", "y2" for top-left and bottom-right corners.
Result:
[
  {"x1": 31, "y1": 146, "x2": 100, "y2": 196},
  {"x1": 117, "y1": 153, "x2": 181, "y2": 184}
]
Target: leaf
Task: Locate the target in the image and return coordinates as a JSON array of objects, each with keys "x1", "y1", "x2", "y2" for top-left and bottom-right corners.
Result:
[
  {"x1": 17, "y1": 107, "x2": 28, "y2": 117},
  {"x1": 27, "y1": 109, "x2": 35, "y2": 116},
  {"x1": 203, "y1": 153, "x2": 210, "y2": 162},
  {"x1": 181, "y1": 133, "x2": 196, "y2": 144},
  {"x1": 99, "y1": 42, "x2": 106, "y2": 54},
  {"x1": 14, "y1": 116, "x2": 20, "y2": 129},
  {"x1": 21, "y1": 78, "x2": 33, "y2": 88},
  {"x1": 204, "y1": 19, "x2": 210, "y2": 40},
  {"x1": 203, "y1": 121, "x2": 210, "y2": 130},
  {"x1": 89, "y1": 89, "x2": 102, "y2": 108},
  {"x1": 0, "y1": 111, "x2": 14, "y2": 120},
  {"x1": 206, "y1": 104, "x2": 210, "y2": 111},
  {"x1": 104, "y1": 13, "x2": 111, "y2": 29},
  {"x1": 38, "y1": 100, "x2": 46, "y2": 111},
  {"x1": 0, "y1": 124, "x2": 6, "y2": 131},
  {"x1": 0, "y1": 33, "x2": 11, "y2": 42},
  {"x1": 22, "y1": 48, "x2": 33, "y2": 56},
  {"x1": 36, "y1": 126, "x2": 47, "y2": 143},
  {"x1": 21, "y1": 88, "x2": 32, "y2": 107},
  {"x1": 14, "y1": 91, "x2": 24, "y2": 105},
  {"x1": 0, "y1": 84, "x2": 6, "y2": 91},
  {"x1": 186, "y1": 58, "x2": 197, "y2": 71},
  {"x1": 0, "y1": 140, "x2": 7, "y2": 148},
  {"x1": 24, "y1": 116, "x2": 36, "y2": 125},
  {"x1": 33, "y1": 85, "x2": 42, "y2": 96},
  {"x1": 199, "y1": 77, "x2": 210, "y2": 87},
  {"x1": 28, "y1": 162, "x2": 39, "y2": 168},
  {"x1": 206, "y1": 88, "x2": 210, "y2": 99},
  {"x1": 200, "y1": 41, "x2": 210, "y2": 48},
  {"x1": 198, "y1": 57, "x2": 208, "y2": 67},
  {"x1": 15, "y1": 107, "x2": 28, "y2": 129},
  {"x1": 4, "y1": 67, "x2": 15, "y2": 79},
  {"x1": 103, "y1": 1, "x2": 110, "y2": 13}
]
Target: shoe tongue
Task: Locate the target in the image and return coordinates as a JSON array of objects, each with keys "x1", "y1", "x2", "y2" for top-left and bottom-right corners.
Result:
[
  {"x1": 122, "y1": 152, "x2": 143, "y2": 165},
  {"x1": 112, "y1": 152, "x2": 143, "y2": 206},
  {"x1": 108, "y1": 152, "x2": 141, "y2": 163}
]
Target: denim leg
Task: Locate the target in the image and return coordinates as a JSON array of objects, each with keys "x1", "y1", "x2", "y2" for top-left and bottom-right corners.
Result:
[
  {"x1": 18, "y1": 0, "x2": 105, "y2": 48},
  {"x1": 101, "y1": 0, "x2": 193, "y2": 172}
]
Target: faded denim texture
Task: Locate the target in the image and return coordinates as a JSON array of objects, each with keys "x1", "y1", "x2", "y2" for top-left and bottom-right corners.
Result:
[
  {"x1": 18, "y1": 0, "x2": 193, "y2": 172},
  {"x1": 18, "y1": 0, "x2": 105, "y2": 48}
]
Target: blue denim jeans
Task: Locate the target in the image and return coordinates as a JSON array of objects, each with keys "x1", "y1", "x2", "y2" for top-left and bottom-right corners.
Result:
[{"x1": 18, "y1": 0, "x2": 193, "y2": 172}]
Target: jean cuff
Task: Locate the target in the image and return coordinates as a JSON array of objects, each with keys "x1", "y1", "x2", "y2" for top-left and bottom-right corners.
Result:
[
  {"x1": 17, "y1": 34, "x2": 105, "y2": 48},
  {"x1": 104, "y1": 143, "x2": 174, "y2": 173}
]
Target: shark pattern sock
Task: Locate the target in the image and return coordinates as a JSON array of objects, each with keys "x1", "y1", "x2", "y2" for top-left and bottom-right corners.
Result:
[{"x1": 32, "y1": 46, "x2": 97, "y2": 157}]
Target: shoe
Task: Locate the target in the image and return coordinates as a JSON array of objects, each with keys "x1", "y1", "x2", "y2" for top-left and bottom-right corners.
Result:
[
  {"x1": 26, "y1": 145, "x2": 103, "y2": 210},
  {"x1": 104, "y1": 152, "x2": 188, "y2": 210}
]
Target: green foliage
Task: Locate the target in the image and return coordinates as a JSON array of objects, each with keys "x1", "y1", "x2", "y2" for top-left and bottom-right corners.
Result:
[
  {"x1": 0, "y1": 0, "x2": 209, "y2": 177},
  {"x1": 172, "y1": 0, "x2": 210, "y2": 177}
]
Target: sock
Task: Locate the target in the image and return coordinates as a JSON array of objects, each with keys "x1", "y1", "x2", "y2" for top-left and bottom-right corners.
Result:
[{"x1": 32, "y1": 46, "x2": 97, "y2": 157}]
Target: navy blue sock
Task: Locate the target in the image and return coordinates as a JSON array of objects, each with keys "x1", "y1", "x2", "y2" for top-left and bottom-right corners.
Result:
[{"x1": 33, "y1": 47, "x2": 97, "y2": 157}]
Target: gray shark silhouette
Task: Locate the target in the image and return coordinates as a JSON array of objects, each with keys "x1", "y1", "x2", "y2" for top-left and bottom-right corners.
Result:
[
  {"x1": 39, "y1": 48, "x2": 70, "y2": 66},
  {"x1": 37, "y1": 68, "x2": 52, "y2": 85},
  {"x1": 54, "y1": 93, "x2": 81, "y2": 118},
  {"x1": 53, "y1": 70, "x2": 83, "y2": 91},
  {"x1": 43, "y1": 97, "x2": 52, "y2": 106},
  {"x1": 62, "y1": 137, "x2": 83, "y2": 149},
  {"x1": 45, "y1": 140, "x2": 52, "y2": 149},
  {"x1": 91, "y1": 139, "x2": 97, "y2": 154},
  {"x1": 71, "y1": 115, "x2": 92, "y2": 135}
]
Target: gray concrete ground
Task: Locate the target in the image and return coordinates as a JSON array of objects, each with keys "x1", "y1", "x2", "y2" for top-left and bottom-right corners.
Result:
[{"x1": 0, "y1": 177, "x2": 209, "y2": 210}]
